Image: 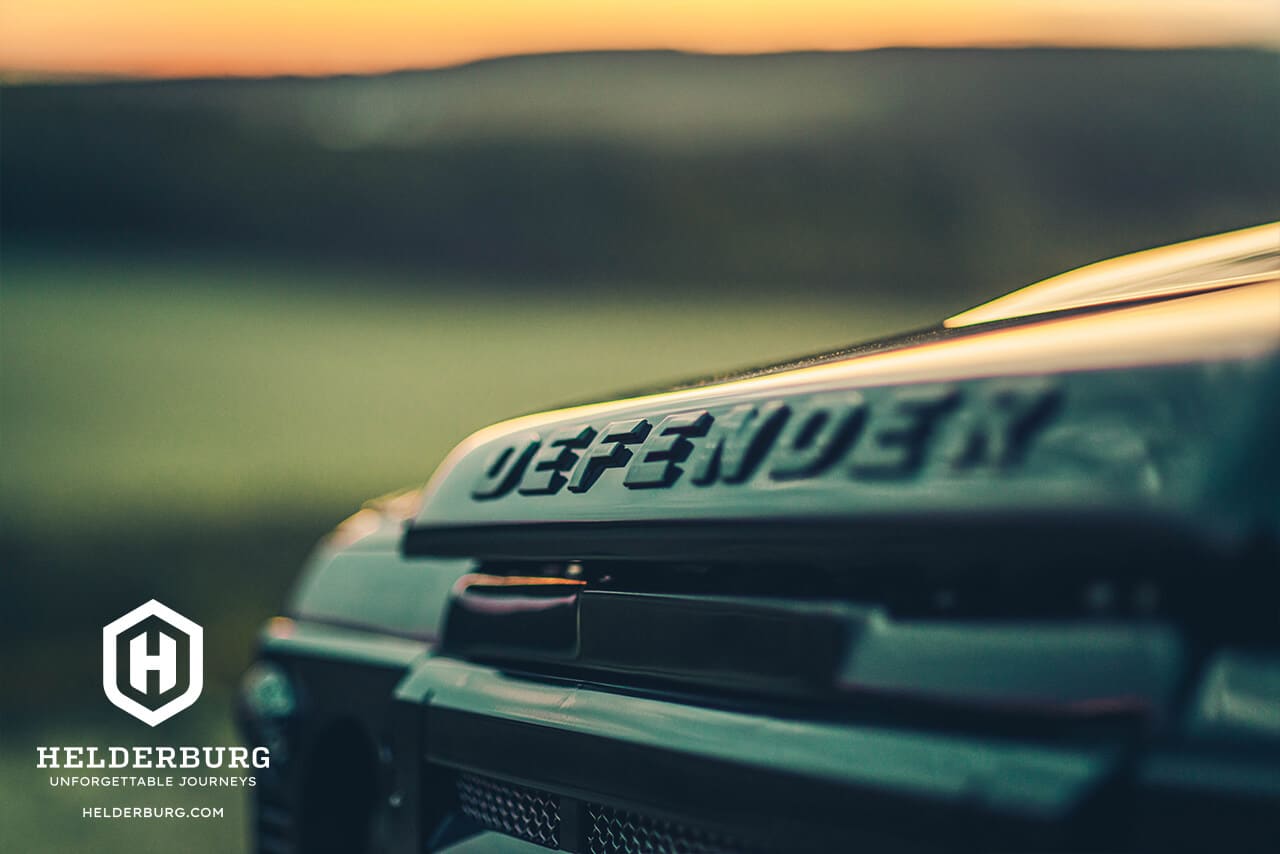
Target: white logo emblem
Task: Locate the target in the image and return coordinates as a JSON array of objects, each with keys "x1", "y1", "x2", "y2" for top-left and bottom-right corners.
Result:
[{"x1": 103, "y1": 600, "x2": 203, "y2": 726}]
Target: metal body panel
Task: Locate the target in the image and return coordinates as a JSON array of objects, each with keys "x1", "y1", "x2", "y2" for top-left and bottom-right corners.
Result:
[{"x1": 408, "y1": 283, "x2": 1280, "y2": 558}]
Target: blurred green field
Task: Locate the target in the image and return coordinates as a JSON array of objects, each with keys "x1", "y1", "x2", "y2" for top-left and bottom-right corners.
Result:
[
  {"x1": 1, "y1": 252, "x2": 938, "y2": 535},
  {"x1": 0, "y1": 251, "x2": 939, "y2": 852}
]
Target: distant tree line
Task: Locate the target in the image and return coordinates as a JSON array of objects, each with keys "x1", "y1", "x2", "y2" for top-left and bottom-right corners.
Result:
[{"x1": 3, "y1": 48, "x2": 1277, "y2": 298}]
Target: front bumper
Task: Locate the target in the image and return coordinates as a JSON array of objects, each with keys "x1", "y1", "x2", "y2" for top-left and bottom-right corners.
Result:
[{"x1": 376, "y1": 655, "x2": 1278, "y2": 853}]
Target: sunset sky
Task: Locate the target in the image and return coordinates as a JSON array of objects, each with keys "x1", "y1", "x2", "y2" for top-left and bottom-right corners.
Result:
[{"x1": 1, "y1": 0, "x2": 1277, "y2": 79}]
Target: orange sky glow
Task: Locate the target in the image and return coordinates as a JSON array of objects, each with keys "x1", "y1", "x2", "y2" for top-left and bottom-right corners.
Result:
[{"x1": 1, "y1": 1, "x2": 1277, "y2": 79}]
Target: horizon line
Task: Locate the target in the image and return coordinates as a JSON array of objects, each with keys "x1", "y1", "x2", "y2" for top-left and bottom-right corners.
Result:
[{"x1": 3, "y1": 41, "x2": 1277, "y2": 86}]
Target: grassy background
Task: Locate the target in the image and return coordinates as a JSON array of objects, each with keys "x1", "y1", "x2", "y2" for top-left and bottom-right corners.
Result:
[
  {"x1": 1, "y1": 253, "x2": 936, "y2": 537},
  {"x1": 1, "y1": 46, "x2": 1276, "y2": 852}
]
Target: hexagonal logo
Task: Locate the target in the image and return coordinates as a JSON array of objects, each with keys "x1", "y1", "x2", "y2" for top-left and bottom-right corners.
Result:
[{"x1": 103, "y1": 600, "x2": 203, "y2": 726}]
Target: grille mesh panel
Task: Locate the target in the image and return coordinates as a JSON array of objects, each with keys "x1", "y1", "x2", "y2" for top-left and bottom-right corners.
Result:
[
  {"x1": 586, "y1": 803, "x2": 767, "y2": 854},
  {"x1": 457, "y1": 772, "x2": 560, "y2": 849}
]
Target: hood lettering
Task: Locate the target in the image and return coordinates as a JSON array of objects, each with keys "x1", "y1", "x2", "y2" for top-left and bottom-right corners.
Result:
[{"x1": 470, "y1": 382, "x2": 1060, "y2": 500}]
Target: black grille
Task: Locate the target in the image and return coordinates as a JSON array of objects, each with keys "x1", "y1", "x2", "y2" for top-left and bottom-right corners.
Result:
[
  {"x1": 456, "y1": 772, "x2": 561, "y2": 849},
  {"x1": 586, "y1": 803, "x2": 769, "y2": 854}
]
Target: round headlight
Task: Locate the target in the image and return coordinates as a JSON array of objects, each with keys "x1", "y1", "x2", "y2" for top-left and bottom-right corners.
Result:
[{"x1": 241, "y1": 661, "x2": 297, "y2": 719}]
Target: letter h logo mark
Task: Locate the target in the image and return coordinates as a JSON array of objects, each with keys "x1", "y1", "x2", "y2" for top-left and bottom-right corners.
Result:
[{"x1": 103, "y1": 600, "x2": 203, "y2": 726}]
